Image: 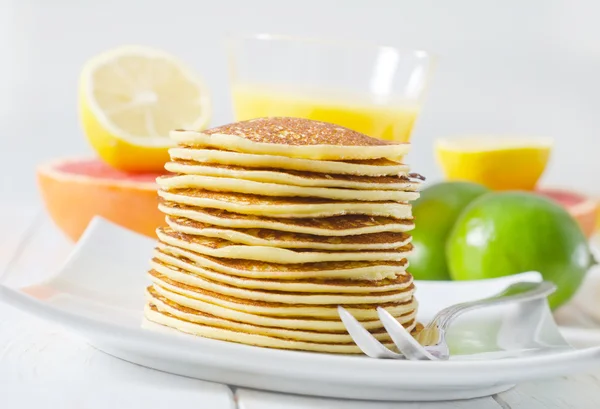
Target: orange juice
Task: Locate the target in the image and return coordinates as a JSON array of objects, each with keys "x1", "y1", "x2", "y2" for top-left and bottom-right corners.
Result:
[{"x1": 231, "y1": 85, "x2": 420, "y2": 142}]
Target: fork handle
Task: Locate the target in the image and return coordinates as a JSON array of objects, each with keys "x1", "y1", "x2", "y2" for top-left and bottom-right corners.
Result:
[{"x1": 429, "y1": 280, "x2": 556, "y2": 331}]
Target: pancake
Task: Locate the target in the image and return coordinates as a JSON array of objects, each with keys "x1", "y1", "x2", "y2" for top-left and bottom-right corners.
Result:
[
  {"x1": 151, "y1": 253, "x2": 411, "y2": 294},
  {"x1": 171, "y1": 117, "x2": 410, "y2": 160},
  {"x1": 157, "y1": 175, "x2": 419, "y2": 202},
  {"x1": 145, "y1": 303, "x2": 401, "y2": 354},
  {"x1": 158, "y1": 190, "x2": 413, "y2": 219},
  {"x1": 156, "y1": 227, "x2": 413, "y2": 263},
  {"x1": 165, "y1": 160, "x2": 417, "y2": 190},
  {"x1": 155, "y1": 245, "x2": 409, "y2": 280},
  {"x1": 165, "y1": 216, "x2": 412, "y2": 250},
  {"x1": 147, "y1": 288, "x2": 417, "y2": 347},
  {"x1": 146, "y1": 285, "x2": 397, "y2": 332},
  {"x1": 146, "y1": 288, "x2": 403, "y2": 344},
  {"x1": 148, "y1": 265, "x2": 413, "y2": 305},
  {"x1": 149, "y1": 274, "x2": 416, "y2": 320},
  {"x1": 168, "y1": 147, "x2": 408, "y2": 176},
  {"x1": 159, "y1": 202, "x2": 415, "y2": 236}
]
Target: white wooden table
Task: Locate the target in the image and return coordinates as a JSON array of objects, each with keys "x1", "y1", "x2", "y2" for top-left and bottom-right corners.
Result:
[{"x1": 1, "y1": 203, "x2": 600, "y2": 408}]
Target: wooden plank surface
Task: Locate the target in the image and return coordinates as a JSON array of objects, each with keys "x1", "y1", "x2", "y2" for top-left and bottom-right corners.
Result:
[
  {"x1": 236, "y1": 389, "x2": 502, "y2": 409},
  {"x1": 236, "y1": 374, "x2": 600, "y2": 409},
  {"x1": 0, "y1": 206, "x2": 236, "y2": 409},
  {"x1": 0, "y1": 202, "x2": 39, "y2": 279}
]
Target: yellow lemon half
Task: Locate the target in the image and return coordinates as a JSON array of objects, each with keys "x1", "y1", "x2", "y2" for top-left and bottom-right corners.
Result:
[
  {"x1": 435, "y1": 137, "x2": 553, "y2": 190},
  {"x1": 79, "y1": 45, "x2": 211, "y2": 172}
]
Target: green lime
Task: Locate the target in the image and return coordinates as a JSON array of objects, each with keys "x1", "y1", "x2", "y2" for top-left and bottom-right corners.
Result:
[
  {"x1": 410, "y1": 181, "x2": 490, "y2": 280},
  {"x1": 447, "y1": 191, "x2": 596, "y2": 309}
]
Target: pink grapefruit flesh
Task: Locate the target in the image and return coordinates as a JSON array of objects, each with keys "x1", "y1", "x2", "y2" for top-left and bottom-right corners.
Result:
[
  {"x1": 37, "y1": 157, "x2": 166, "y2": 241},
  {"x1": 536, "y1": 188, "x2": 599, "y2": 238}
]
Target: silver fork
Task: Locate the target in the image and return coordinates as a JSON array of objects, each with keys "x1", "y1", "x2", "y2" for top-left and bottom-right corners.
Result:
[{"x1": 338, "y1": 280, "x2": 557, "y2": 360}]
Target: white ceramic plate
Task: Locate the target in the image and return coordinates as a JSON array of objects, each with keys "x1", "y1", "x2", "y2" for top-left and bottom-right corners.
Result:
[{"x1": 1, "y1": 217, "x2": 599, "y2": 402}]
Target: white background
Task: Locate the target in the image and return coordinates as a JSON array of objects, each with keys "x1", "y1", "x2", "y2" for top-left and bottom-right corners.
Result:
[{"x1": 1, "y1": 0, "x2": 599, "y2": 202}]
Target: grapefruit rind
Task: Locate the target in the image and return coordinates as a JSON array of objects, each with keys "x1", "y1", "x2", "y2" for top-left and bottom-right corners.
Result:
[
  {"x1": 37, "y1": 157, "x2": 164, "y2": 241},
  {"x1": 537, "y1": 188, "x2": 599, "y2": 238},
  {"x1": 37, "y1": 157, "x2": 158, "y2": 189}
]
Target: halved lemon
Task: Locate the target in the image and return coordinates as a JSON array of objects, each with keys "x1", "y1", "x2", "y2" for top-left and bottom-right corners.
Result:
[
  {"x1": 435, "y1": 137, "x2": 553, "y2": 190},
  {"x1": 79, "y1": 45, "x2": 211, "y2": 172}
]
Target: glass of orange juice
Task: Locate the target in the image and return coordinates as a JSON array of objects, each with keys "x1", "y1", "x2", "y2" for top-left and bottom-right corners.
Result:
[{"x1": 227, "y1": 34, "x2": 436, "y2": 142}]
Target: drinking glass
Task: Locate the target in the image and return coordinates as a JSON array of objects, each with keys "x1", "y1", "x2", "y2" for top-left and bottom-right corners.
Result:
[{"x1": 227, "y1": 34, "x2": 436, "y2": 142}]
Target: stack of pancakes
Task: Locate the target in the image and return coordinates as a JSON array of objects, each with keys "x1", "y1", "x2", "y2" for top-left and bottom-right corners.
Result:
[{"x1": 145, "y1": 117, "x2": 422, "y2": 354}]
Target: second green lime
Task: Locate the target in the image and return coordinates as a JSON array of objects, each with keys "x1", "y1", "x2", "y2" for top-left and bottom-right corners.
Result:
[{"x1": 447, "y1": 191, "x2": 596, "y2": 308}]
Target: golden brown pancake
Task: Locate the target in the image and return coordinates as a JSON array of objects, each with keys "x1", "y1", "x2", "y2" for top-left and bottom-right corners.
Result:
[
  {"x1": 165, "y1": 160, "x2": 418, "y2": 190},
  {"x1": 148, "y1": 263, "x2": 414, "y2": 305},
  {"x1": 146, "y1": 287, "x2": 402, "y2": 343},
  {"x1": 171, "y1": 117, "x2": 410, "y2": 160},
  {"x1": 146, "y1": 285, "x2": 404, "y2": 332},
  {"x1": 145, "y1": 303, "x2": 404, "y2": 354},
  {"x1": 159, "y1": 202, "x2": 415, "y2": 235},
  {"x1": 151, "y1": 253, "x2": 411, "y2": 294},
  {"x1": 168, "y1": 147, "x2": 408, "y2": 176},
  {"x1": 154, "y1": 244, "x2": 409, "y2": 280},
  {"x1": 158, "y1": 189, "x2": 413, "y2": 218},
  {"x1": 157, "y1": 174, "x2": 419, "y2": 202},
  {"x1": 156, "y1": 227, "x2": 414, "y2": 263},
  {"x1": 165, "y1": 215, "x2": 412, "y2": 250},
  {"x1": 149, "y1": 273, "x2": 416, "y2": 320}
]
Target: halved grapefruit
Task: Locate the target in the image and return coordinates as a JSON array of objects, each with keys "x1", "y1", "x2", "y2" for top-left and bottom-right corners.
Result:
[
  {"x1": 37, "y1": 157, "x2": 166, "y2": 241},
  {"x1": 536, "y1": 188, "x2": 599, "y2": 238}
]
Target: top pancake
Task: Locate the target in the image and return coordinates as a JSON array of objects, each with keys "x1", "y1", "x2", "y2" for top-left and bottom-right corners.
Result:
[{"x1": 171, "y1": 117, "x2": 411, "y2": 160}]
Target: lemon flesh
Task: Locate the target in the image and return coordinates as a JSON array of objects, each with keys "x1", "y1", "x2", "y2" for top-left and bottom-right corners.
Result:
[
  {"x1": 435, "y1": 137, "x2": 553, "y2": 191},
  {"x1": 79, "y1": 46, "x2": 211, "y2": 172}
]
